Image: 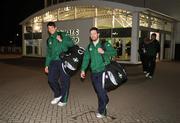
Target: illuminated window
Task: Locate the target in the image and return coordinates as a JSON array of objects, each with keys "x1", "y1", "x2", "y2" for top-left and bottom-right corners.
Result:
[
  {"x1": 58, "y1": 6, "x2": 75, "y2": 21},
  {"x1": 164, "y1": 22, "x2": 172, "y2": 32},
  {"x1": 97, "y1": 16, "x2": 113, "y2": 29},
  {"x1": 76, "y1": 6, "x2": 95, "y2": 19},
  {"x1": 32, "y1": 23, "x2": 42, "y2": 32},
  {"x1": 97, "y1": 8, "x2": 113, "y2": 17},
  {"x1": 114, "y1": 14, "x2": 132, "y2": 28},
  {"x1": 43, "y1": 10, "x2": 58, "y2": 22},
  {"x1": 33, "y1": 16, "x2": 43, "y2": 23},
  {"x1": 151, "y1": 17, "x2": 163, "y2": 30},
  {"x1": 140, "y1": 13, "x2": 149, "y2": 27}
]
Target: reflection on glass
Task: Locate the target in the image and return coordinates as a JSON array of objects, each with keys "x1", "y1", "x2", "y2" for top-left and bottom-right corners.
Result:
[
  {"x1": 33, "y1": 16, "x2": 43, "y2": 23},
  {"x1": 164, "y1": 22, "x2": 172, "y2": 32},
  {"x1": 140, "y1": 13, "x2": 149, "y2": 27},
  {"x1": 97, "y1": 16, "x2": 113, "y2": 29},
  {"x1": 97, "y1": 8, "x2": 113, "y2": 17},
  {"x1": 112, "y1": 38, "x2": 131, "y2": 61},
  {"x1": 43, "y1": 10, "x2": 58, "y2": 22},
  {"x1": 58, "y1": 6, "x2": 75, "y2": 20},
  {"x1": 114, "y1": 15, "x2": 132, "y2": 28},
  {"x1": 151, "y1": 17, "x2": 164, "y2": 30},
  {"x1": 33, "y1": 23, "x2": 42, "y2": 32},
  {"x1": 76, "y1": 6, "x2": 95, "y2": 19}
]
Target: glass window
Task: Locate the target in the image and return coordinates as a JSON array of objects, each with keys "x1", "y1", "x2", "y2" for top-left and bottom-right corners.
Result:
[
  {"x1": 97, "y1": 16, "x2": 113, "y2": 29},
  {"x1": 114, "y1": 9, "x2": 131, "y2": 15},
  {"x1": 43, "y1": 10, "x2": 58, "y2": 22},
  {"x1": 97, "y1": 8, "x2": 113, "y2": 17},
  {"x1": 140, "y1": 13, "x2": 149, "y2": 27},
  {"x1": 33, "y1": 16, "x2": 43, "y2": 23},
  {"x1": 24, "y1": 23, "x2": 33, "y2": 33},
  {"x1": 114, "y1": 14, "x2": 132, "y2": 28},
  {"x1": 76, "y1": 6, "x2": 95, "y2": 19},
  {"x1": 32, "y1": 23, "x2": 42, "y2": 32},
  {"x1": 58, "y1": 6, "x2": 75, "y2": 21},
  {"x1": 164, "y1": 22, "x2": 172, "y2": 32},
  {"x1": 151, "y1": 17, "x2": 164, "y2": 30},
  {"x1": 24, "y1": 22, "x2": 42, "y2": 34}
]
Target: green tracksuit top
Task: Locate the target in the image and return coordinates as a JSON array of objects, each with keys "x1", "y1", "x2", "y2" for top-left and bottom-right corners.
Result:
[
  {"x1": 81, "y1": 40, "x2": 117, "y2": 73},
  {"x1": 45, "y1": 31, "x2": 74, "y2": 67}
]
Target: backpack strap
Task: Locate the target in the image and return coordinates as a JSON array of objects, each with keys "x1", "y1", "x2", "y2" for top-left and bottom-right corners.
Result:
[
  {"x1": 101, "y1": 39, "x2": 106, "y2": 51},
  {"x1": 87, "y1": 39, "x2": 107, "y2": 62},
  {"x1": 100, "y1": 39, "x2": 107, "y2": 63}
]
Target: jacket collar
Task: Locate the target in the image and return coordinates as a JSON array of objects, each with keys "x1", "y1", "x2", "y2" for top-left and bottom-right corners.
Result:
[{"x1": 50, "y1": 31, "x2": 58, "y2": 39}]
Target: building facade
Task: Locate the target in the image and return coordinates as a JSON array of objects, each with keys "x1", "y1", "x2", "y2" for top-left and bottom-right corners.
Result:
[{"x1": 20, "y1": 0, "x2": 177, "y2": 64}]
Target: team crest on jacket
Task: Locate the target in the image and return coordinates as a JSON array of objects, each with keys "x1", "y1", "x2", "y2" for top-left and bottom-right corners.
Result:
[
  {"x1": 49, "y1": 42, "x2": 52, "y2": 45},
  {"x1": 89, "y1": 48, "x2": 92, "y2": 51}
]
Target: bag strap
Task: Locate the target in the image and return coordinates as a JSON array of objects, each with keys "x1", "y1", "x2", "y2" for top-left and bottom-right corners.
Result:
[
  {"x1": 100, "y1": 39, "x2": 106, "y2": 63},
  {"x1": 87, "y1": 39, "x2": 106, "y2": 63}
]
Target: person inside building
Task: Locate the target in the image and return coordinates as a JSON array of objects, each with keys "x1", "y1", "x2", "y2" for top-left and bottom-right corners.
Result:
[
  {"x1": 116, "y1": 40, "x2": 122, "y2": 58},
  {"x1": 80, "y1": 27, "x2": 117, "y2": 118},
  {"x1": 44, "y1": 21, "x2": 74, "y2": 106}
]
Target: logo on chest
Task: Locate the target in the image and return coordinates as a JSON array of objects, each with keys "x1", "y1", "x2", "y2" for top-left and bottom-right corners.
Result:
[
  {"x1": 89, "y1": 48, "x2": 92, "y2": 51},
  {"x1": 49, "y1": 42, "x2": 52, "y2": 45}
]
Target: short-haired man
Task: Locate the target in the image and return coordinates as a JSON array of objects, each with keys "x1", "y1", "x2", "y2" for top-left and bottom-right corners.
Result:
[
  {"x1": 80, "y1": 27, "x2": 117, "y2": 118},
  {"x1": 145, "y1": 33, "x2": 160, "y2": 79},
  {"x1": 45, "y1": 22, "x2": 74, "y2": 106}
]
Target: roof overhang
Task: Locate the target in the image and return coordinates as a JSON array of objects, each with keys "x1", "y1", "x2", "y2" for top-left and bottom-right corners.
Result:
[
  {"x1": 144, "y1": 8, "x2": 179, "y2": 22},
  {"x1": 20, "y1": 0, "x2": 145, "y2": 25}
]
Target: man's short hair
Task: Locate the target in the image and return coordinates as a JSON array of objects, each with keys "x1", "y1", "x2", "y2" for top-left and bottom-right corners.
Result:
[
  {"x1": 151, "y1": 33, "x2": 157, "y2": 37},
  {"x1": 89, "y1": 27, "x2": 99, "y2": 33},
  {"x1": 47, "y1": 22, "x2": 56, "y2": 27}
]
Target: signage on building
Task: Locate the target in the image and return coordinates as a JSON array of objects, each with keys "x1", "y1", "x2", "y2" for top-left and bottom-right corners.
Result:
[{"x1": 59, "y1": 29, "x2": 80, "y2": 44}]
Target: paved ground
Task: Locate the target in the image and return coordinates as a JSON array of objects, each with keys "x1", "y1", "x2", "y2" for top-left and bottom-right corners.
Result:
[{"x1": 0, "y1": 55, "x2": 179, "y2": 123}]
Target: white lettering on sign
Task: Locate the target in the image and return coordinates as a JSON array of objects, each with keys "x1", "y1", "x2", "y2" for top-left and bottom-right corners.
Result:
[{"x1": 59, "y1": 29, "x2": 80, "y2": 44}]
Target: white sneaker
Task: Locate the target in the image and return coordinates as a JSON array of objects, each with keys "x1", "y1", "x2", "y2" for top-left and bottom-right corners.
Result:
[
  {"x1": 51, "y1": 96, "x2": 61, "y2": 105},
  {"x1": 96, "y1": 113, "x2": 105, "y2": 118},
  {"x1": 148, "y1": 76, "x2": 152, "y2": 79},
  {"x1": 143, "y1": 71, "x2": 147, "y2": 74},
  {"x1": 58, "y1": 102, "x2": 67, "y2": 107},
  {"x1": 145, "y1": 73, "x2": 150, "y2": 77},
  {"x1": 106, "y1": 104, "x2": 108, "y2": 109}
]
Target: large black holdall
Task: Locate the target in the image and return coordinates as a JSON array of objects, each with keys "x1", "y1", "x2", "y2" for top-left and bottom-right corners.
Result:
[
  {"x1": 99, "y1": 40, "x2": 128, "y2": 92},
  {"x1": 102, "y1": 61, "x2": 128, "y2": 92},
  {"x1": 60, "y1": 45, "x2": 85, "y2": 76}
]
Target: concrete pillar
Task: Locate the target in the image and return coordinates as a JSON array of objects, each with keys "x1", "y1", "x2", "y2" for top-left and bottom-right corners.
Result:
[
  {"x1": 160, "y1": 33, "x2": 164, "y2": 60},
  {"x1": 22, "y1": 25, "x2": 26, "y2": 56},
  {"x1": 131, "y1": 11, "x2": 140, "y2": 64},
  {"x1": 170, "y1": 22, "x2": 176, "y2": 60}
]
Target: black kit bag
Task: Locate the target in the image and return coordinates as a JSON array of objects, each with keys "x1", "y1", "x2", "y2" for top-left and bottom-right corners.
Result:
[
  {"x1": 60, "y1": 45, "x2": 85, "y2": 76},
  {"x1": 100, "y1": 41, "x2": 128, "y2": 92},
  {"x1": 102, "y1": 61, "x2": 128, "y2": 92}
]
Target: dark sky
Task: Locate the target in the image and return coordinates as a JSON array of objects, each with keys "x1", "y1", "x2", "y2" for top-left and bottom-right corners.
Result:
[{"x1": 0, "y1": 0, "x2": 44, "y2": 46}]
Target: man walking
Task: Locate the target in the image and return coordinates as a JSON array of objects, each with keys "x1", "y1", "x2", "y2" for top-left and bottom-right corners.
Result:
[
  {"x1": 138, "y1": 37, "x2": 150, "y2": 73},
  {"x1": 45, "y1": 22, "x2": 74, "y2": 106},
  {"x1": 144, "y1": 33, "x2": 160, "y2": 79},
  {"x1": 80, "y1": 27, "x2": 117, "y2": 118}
]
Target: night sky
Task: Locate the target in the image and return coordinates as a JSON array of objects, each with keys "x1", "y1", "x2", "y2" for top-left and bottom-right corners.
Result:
[{"x1": 0, "y1": 0, "x2": 44, "y2": 46}]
